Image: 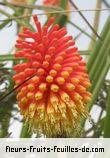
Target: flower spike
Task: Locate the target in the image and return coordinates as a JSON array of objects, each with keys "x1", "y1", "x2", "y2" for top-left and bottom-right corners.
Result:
[{"x1": 13, "y1": 15, "x2": 91, "y2": 137}]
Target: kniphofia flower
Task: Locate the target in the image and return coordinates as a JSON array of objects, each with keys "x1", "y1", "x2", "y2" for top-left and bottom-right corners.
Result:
[
  {"x1": 43, "y1": 0, "x2": 70, "y2": 19},
  {"x1": 13, "y1": 15, "x2": 91, "y2": 137},
  {"x1": 43, "y1": 0, "x2": 60, "y2": 6},
  {"x1": 11, "y1": 0, "x2": 28, "y2": 4}
]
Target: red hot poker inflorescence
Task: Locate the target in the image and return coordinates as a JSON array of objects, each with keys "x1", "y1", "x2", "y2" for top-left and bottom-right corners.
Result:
[
  {"x1": 43, "y1": 0, "x2": 60, "y2": 6},
  {"x1": 13, "y1": 15, "x2": 91, "y2": 137}
]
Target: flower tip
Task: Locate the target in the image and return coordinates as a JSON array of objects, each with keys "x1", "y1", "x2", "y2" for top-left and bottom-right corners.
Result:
[
  {"x1": 33, "y1": 14, "x2": 38, "y2": 22},
  {"x1": 50, "y1": 17, "x2": 55, "y2": 23}
]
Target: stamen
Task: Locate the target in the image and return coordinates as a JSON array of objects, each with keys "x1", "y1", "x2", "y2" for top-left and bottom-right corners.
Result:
[
  {"x1": 51, "y1": 84, "x2": 59, "y2": 92},
  {"x1": 35, "y1": 91, "x2": 43, "y2": 100}
]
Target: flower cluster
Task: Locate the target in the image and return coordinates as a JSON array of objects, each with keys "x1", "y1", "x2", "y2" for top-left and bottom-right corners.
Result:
[
  {"x1": 43, "y1": 0, "x2": 59, "y2": 6},
  {"x1": 13, "y1": 15, "x2": 91, "y2": 137}
]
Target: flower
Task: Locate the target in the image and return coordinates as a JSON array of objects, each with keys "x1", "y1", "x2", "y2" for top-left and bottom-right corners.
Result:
[
  {"x1": 11, "y1": 0, "x2": 28, "y2": 4},
  {"x1": 43, "y1": 0, "x2": 60, "y2": 6},
  {"x1": 13, "y1": 15, "x2": 91, "y2": 137},
  {"x1": 43, "y1": 0, "x2": 70, "y2": 19}
]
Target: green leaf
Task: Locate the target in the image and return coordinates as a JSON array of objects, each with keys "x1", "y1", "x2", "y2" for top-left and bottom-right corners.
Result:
[
  {"x1": 87, "y1": 17, "x2": 110, "y2": 110},
  {"x1": 20, "y1": 123, "x2": 31, "y2": 138},
  {"x1": 89, "y1": 0, "x2": 101, "y2": 50},
  {"x1": 0, "y1": 54, "x2": 25, "y2": 61},
  {"x1": 88, "y1": 60, "x2": 110, "y2": 110},
  {"x1": 87, "y1": 16, "x2": 110, "y2": 71},
  {"x1": 79, "y1": 17, "x2": 110, "y2": 132},
  {"x1": 0, "y1": 20, "x2": 10, "y2": 30},
  {"x1": 93, "y1": 118, "x2": 105, "y2": 138},
  {"x1": 69, "y1": 0, "x2": 101, "y2": 40},
  {"x1": 0, "y1": 8, "x2": 33, "y2": 29},
  {"x1": 89, "y1": 29, "x2": 110, "y2": 81},
  {"x1": 68, "y1": 20, "x2": 95, "y2": 40},
  {"x1": 104, "y1": 87, "x2": 110, "y2": 137}
]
